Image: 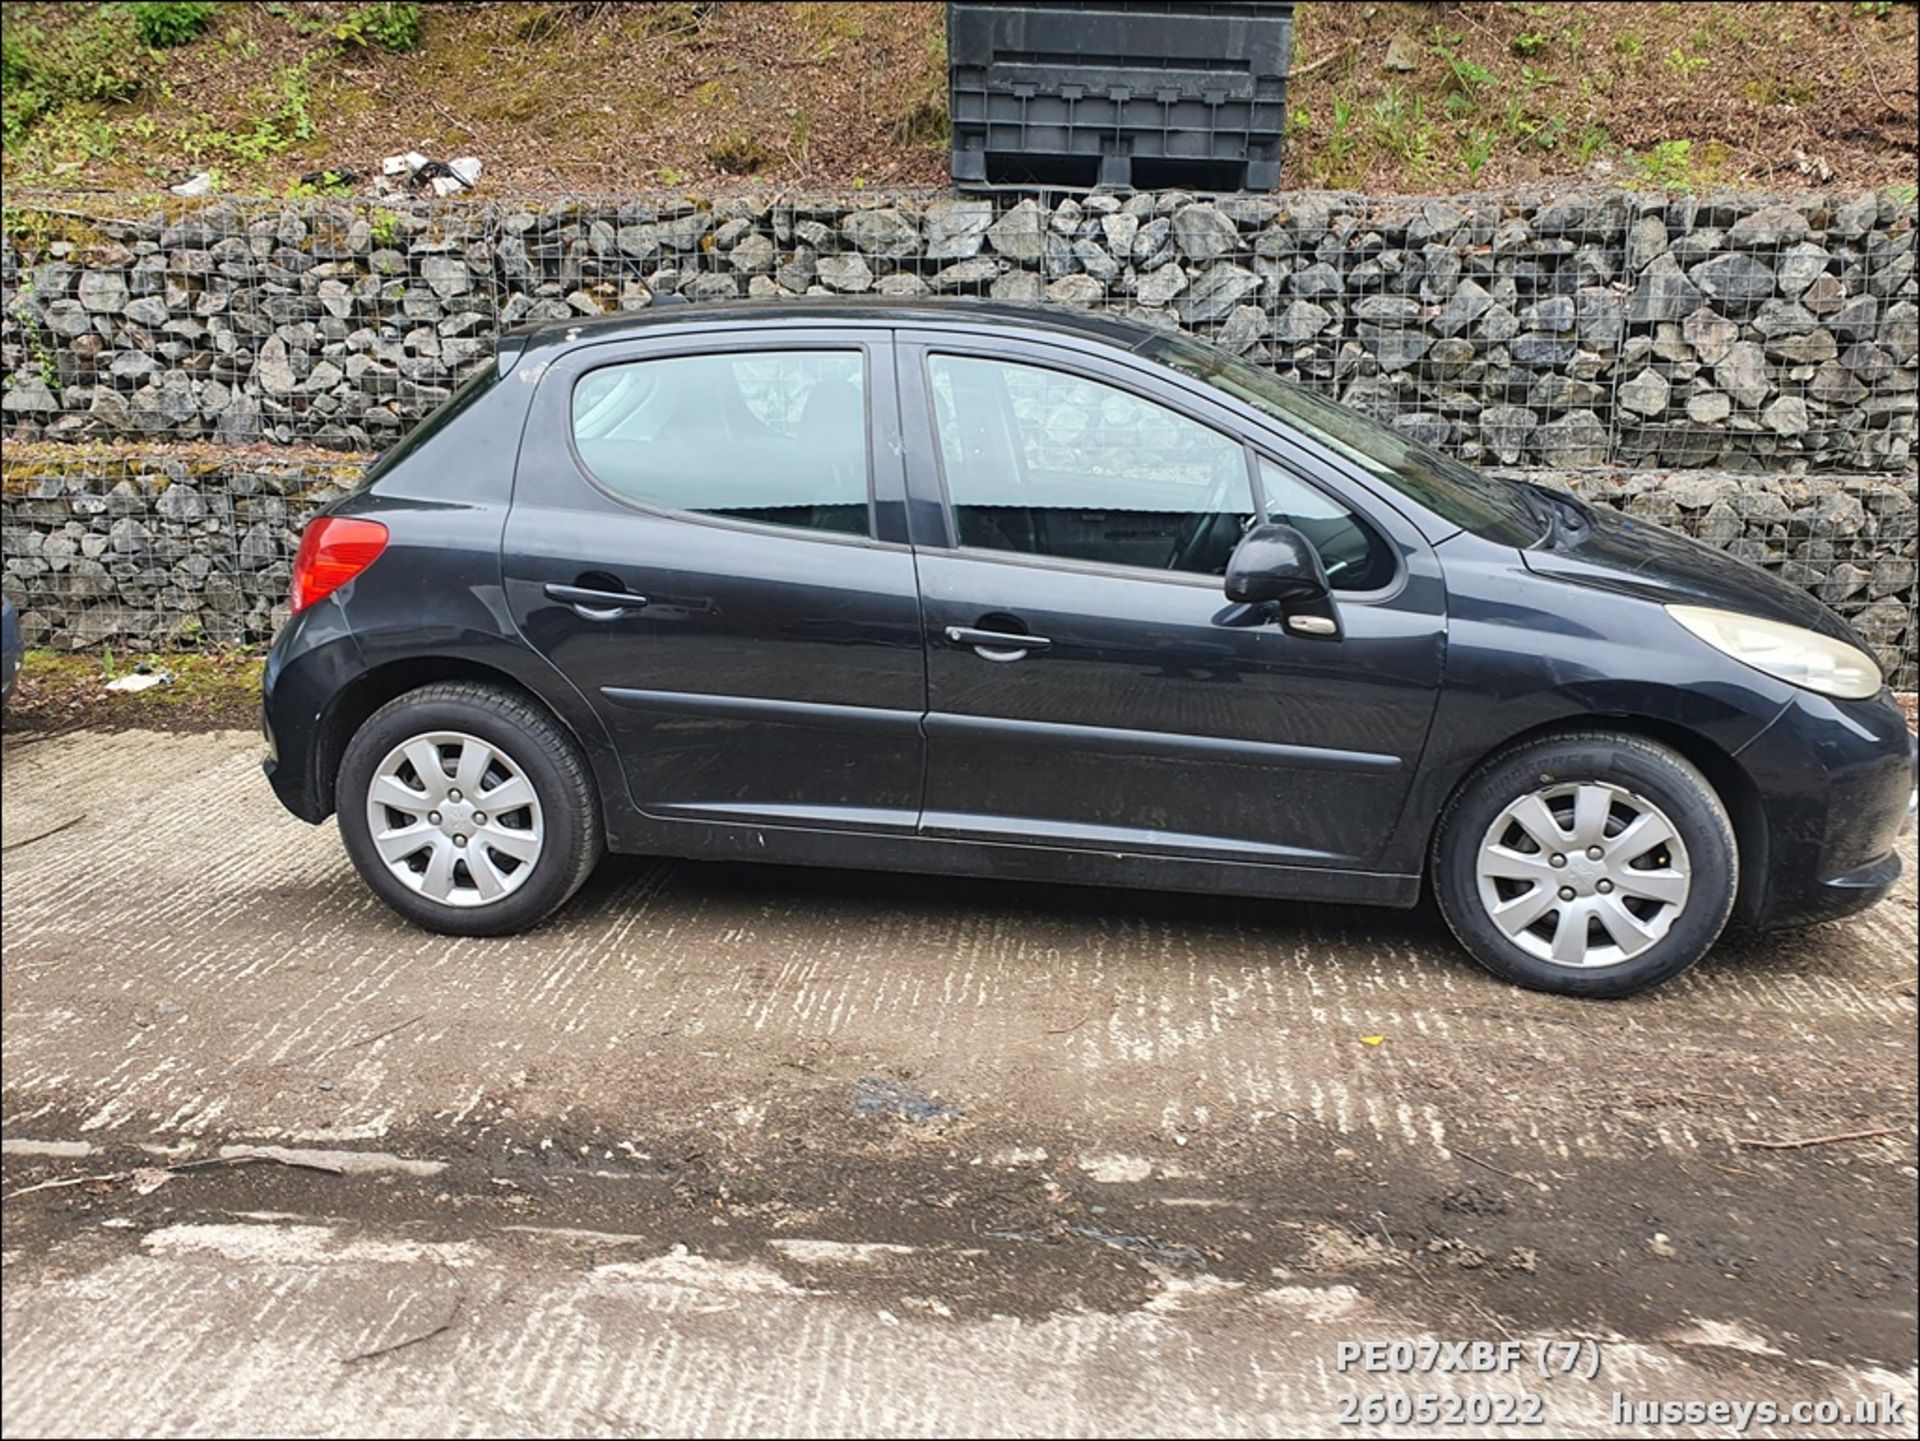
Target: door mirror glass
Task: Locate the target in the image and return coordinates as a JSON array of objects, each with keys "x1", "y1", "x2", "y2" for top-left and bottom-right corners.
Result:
[{"x1": 1224, "y1": 523, "x2": 1331, "y2": 605}]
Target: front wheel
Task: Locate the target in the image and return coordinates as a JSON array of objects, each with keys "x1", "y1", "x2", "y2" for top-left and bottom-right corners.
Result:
[
  {"x1": 337, "y1": 683, "x2": 602, "y2": 936},
  {"x1": 1431, "y1": 733, "x2": 1737, "y2": 998}
]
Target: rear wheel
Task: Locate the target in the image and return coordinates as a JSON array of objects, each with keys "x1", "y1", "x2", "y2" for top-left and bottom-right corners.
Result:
[
  {"x1": 337, "y1": 683, "x2": 601, "y2": 936},
  {"x1": 1432, "y1": 733, "x2": 1736, "y2": 998}
]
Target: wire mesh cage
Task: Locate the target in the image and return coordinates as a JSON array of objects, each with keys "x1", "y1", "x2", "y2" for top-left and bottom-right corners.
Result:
[{"x1": 2, "y1": 185, "x2": 1915, "y2": 683}]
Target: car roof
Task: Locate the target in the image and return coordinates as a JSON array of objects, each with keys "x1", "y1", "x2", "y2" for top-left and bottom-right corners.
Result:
[{"x1": 509, "y1": 296, "x2": 1168, "y2": 355}]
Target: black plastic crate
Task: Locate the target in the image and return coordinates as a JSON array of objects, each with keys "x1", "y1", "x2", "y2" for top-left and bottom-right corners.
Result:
[{"x1": 948, "y1": 1, "x2": 1295, "y2": 192}]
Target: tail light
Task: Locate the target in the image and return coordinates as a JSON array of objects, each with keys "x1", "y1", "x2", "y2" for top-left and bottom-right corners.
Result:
[{"x1": 291, "y1": 516, "x2": 389, "y2": 614}]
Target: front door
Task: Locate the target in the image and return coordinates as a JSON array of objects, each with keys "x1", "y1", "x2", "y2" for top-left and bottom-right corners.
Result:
[
  {"x1": 898, "y1": 336, "x2": 1445, "y2": 871},
  {"x1": 503, "y1": 329, "x2": 927, "y2": 832}
]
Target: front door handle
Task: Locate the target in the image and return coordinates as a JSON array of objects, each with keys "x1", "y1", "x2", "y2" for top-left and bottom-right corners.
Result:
[
  {"x1": 545, "y1": 583, "x2": 649, "y2": 620},
  {"x1": 946, "y1": 625, "x2": 1052, "y2": 661}
]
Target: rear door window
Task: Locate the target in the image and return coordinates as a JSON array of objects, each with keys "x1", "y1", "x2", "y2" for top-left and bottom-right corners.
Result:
[{"x1": 570, "y1": 351, "x2": 870, "y2": 536}]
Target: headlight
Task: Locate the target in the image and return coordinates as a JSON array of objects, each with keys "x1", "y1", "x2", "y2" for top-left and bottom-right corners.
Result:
[{"x1": 1666, "y1": 605, "x2": 1882, "y2": 700}]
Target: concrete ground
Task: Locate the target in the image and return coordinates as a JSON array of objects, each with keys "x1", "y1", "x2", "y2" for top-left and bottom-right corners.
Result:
[{"x1": 2, "y1": 727, "x2": 1915, "y2": 1438}]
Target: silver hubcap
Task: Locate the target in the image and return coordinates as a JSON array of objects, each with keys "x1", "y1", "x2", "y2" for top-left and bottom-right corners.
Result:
[
  {"x1": 365, "y1": 731, "x2": 544, "y2": 908},
  {"x1": 1475, "y1": 782, "x2": 1691, "y2": 968}
]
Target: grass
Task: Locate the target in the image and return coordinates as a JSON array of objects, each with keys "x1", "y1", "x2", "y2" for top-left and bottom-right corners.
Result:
[
  {"x1": 0, "y1": 2, "x2": 1914, "y2": 195},
  {"x1": 3, "y1": 648, "x2": 265, "y2": 735},
  {"x1": 1284, "y1": 0, "x2": 1917, "y2": 192}
]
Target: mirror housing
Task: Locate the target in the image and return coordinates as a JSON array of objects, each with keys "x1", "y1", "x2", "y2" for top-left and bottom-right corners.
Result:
[{"x1": 1224, "y1": 523, "x2": 1331, "y2": 606}]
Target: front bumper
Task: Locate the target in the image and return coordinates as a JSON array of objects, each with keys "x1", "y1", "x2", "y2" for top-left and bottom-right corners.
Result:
[{"x1": 1736, "y1": 689, "x2": 1916, "y2": 929}]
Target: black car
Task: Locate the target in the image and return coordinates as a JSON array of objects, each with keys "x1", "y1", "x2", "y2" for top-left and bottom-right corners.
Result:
[{"x1": 262, "y1": 300, "x2": 1916, "y2": 998}]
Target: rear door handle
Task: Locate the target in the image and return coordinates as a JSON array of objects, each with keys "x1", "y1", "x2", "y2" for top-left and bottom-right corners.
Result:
[
  {"x1": 544, "y1": 583, "x2": 649, "y2": 620},
  {"x1": 945, "y1": 625, "x2": 1052, "y2": 661}
]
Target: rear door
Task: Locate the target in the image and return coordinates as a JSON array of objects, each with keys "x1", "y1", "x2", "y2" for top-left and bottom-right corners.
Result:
[
  {"x1": 897, "y1": 332, "x2": 1447, "y2": 871},
  {"x1": 502, "y1": 327, "x2": 927, "y2": 832}
]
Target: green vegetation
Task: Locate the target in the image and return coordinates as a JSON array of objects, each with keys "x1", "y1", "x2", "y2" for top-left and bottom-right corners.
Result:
[
  {"x1": 5, "y1": 648, "x2": 267, "y2": 733},
  {"x1": 306, "y1": 1, "x2": 423, "y2": 54},
  {"x1": 127, "y1": 1, "x2": 216, "y2": 49},
  {"x1": 0, "y1": 2, "x2": 1912, "y2": 196},
  {"x1": 2, "y1": 6, "x2": 145, "y2": 149}
]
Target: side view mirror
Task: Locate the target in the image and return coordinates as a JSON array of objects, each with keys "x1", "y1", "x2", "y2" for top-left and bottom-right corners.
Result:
[{"x1": 1224, "y1": 523, "x2": 1330, "y2": 605}]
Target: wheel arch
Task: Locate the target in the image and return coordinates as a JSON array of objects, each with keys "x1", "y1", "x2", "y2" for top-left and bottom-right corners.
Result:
[
  {"x1": 313, "y1": 657, "x2": 605, "y2": 831},
  {"x1": 1427, "y1": 712, "x2": 1770, "y2": 927}
]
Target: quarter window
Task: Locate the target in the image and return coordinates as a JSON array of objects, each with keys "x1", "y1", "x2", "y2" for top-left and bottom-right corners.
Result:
[
  {"x1": 928, "y1": 354, "x2": 1255, "y2": 576},
  {"x1": 571, "y1": 351, "x2": 870, "y2": 536}
]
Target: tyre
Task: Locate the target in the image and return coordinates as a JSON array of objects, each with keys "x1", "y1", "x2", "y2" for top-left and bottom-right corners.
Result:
[
  {"x1": 336, "y1": 682, "x2": 602, "y2": 936},
  {"x1": 1431, "y1": 732, "x2": 1736, "y2": 998}
]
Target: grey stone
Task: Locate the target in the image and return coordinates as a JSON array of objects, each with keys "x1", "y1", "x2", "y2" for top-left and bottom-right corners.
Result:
[
  {"x1": 1630, "y1": 254, "x2": 1701, "y2": 322},
  {"x1": 1689, "y1": 253, "x2": 1775, "y2": 306},
  {"x1": 1521, "y1": 295, "x2": 1576, "y2": 332},
  {"x1": 1171, "y1": 205, "x2": 1240, "y2": 262},
  {"x1": 989, "y1": 271, "x2": 1044, "y2": 302},
  {"x1": 987, "y1": 200, "x2": 1046, "y2": 263},
  {"x1": 1682, "y1": 390, "x2": 1730, "y2": 425},
  {"x1": 1288, "y1": 261, "x2": 1342, "y2": 299},
  {"x1": 1510, "y1": 332, "x2": 1577, "y2": 367},
  {"x1": 1715, "y1": 341, "x2": 1770, "y2": 407},
  {"x1": 1619, "y1": 369, "x2": 1672, "y2": 416},
  {"x1": 1628, "y1": 213, "x2": 1668, "y2": 264},
  {"x1": 660, "y1": 212, "x2": 714, "y2": 251},
  {"x1": 255, "y1": 336, "x2": 297, "y2": 396},
  {"x1": 1045, "y1": 274, "x2": 1104, "y2": 306},
  {"x1": 1100, "y1": 213, "x2": 1139, "y2": 257},
  {"x1": 814, "y1": 253, "x2": 874, "y2": 293},
  {"x1": 1751, "y1": 300, "x2": 1818, "y2": 338},
  {"x1": 1178, "y1": 264, "x2": 1259, "y2": 324},
  {"x1": 1774, "y1": 242, "x2": 1830, "y2": 298},
  {"x1": 1811, "y1": 360, "x2": 1868, "y2": 404},
  {"x1": 1535, "y1": 409, "x2": 1608, "y2": 465},
  {"x1": 841, "y1": 209, "x2": 919, "y2": 258},
  {"x1": 1354, "y1": 294, "x2": 1420, "y2": 323},
  {"x1": 1841, "y1": 341, "x2": 1894, "y2": 383},
  {"x1": 44, "y1": 300, "x2": 93, "y2": 338},
  {"x1": 617, "y1": 224, "x2": 660, "y2": 260},
  {"x1": 1761, "y1": 395, "x2": 1809, "y2": 436},
  {"x1": 1727, "y1": 205, "x2": 1810, "y2": 248},
  {"x1": 419, "y1": 255, "x2": 472, "y2": 299},
  {"x1": 77, "y1": 271, "x2": 128, "y2": 313},
  {"x1": 1274, "y1": 300, "x2": 1332, "y2": 342},
  {"x1": 1134, "y1": 264, "x2": 1189, "y2": 307},
  {"x1": 1765, "y1": 329, "x2": 1837, "y2": 364},
  {"x1": 1682, "y1": 307, "x2": 1739, "y2": 365},
  {"x1": 1479, "y1": 404, "x2": 1537, "y2": 463},
  {"x1": 1213, "y1": 305, "x2": 1267, "y2": 354},
  {"x1": 923, "y1": 199, "x2": 994, "y2": 260},
  {"x1": 1131, "y1": 217, "x2": 1174, "y2": 266},
  {"x1": 123, "y1": 295, "x2": 171, "y2": 328},
  {"x1": 1071, "y1": 238, "x2": 1120, "y2": 281},
  {"x1": 155, "y1": 484, "x2": 206, "y2": 522},
  {"x1": 2, "y1": 378, "x2": 59, "y2": 414},
  {"x1": 729, "y1": 233, "x2": 776, "y2": 274},
  {"x1": 931, "y1": 257, "x2": 1000, "y2": 292}
]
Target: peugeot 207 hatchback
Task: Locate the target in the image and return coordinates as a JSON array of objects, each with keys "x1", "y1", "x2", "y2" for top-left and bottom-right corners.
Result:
[{"x1": 262, "y1": 300, "x2": 1917, "y2": 998}]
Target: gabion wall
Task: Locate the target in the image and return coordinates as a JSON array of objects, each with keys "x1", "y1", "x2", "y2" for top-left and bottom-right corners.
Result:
[
  {"x1": 3, "y1": 186, "x2": 1915, "y2": 471},
  {"x1": 3, "y1": 448, "x2": 1912, "y2": 688}
]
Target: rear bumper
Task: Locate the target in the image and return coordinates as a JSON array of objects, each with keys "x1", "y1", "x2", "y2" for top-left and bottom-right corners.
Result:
[
  {"x1": 261, "y1": 609, "x2": 364, "y2": 824},
  {"x1": 1737, "y1": 691, "x2": 1916, "y2": 929}
]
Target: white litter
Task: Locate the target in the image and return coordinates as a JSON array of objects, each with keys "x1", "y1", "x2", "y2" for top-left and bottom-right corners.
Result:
[
  {"x1": 448, "y1": 156, "x2": 482, "y2": 186},
  {"x1": 169, "y1": 172, "x2": 214, "y2": 197},
  {"x1": 105, "y1": 673, "x2": 165, "y2": 693}
]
